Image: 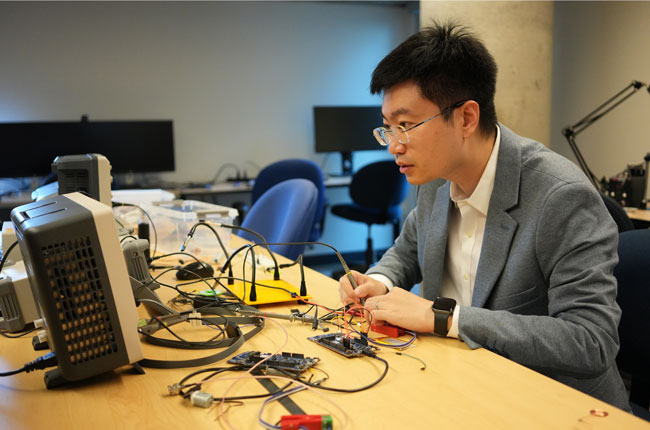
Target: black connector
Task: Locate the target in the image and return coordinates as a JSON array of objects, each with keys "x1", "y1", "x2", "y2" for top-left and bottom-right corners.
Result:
[
  {"x1": 362, "y1": 349, "x2": 377, "y2": 358},
  {"x1": 1, "y1": 352, "x2": 58, "y2": 377},
  {"x1": 24, "y1": 352, "x2": 58, "y2": 373}
]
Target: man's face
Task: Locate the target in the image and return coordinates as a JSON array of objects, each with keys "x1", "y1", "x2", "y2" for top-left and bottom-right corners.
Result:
[{"x1": 382, "y1": 81, "x2": 463, "y2": 185}]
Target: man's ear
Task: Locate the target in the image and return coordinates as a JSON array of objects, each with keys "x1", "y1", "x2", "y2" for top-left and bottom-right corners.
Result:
[{"x1": 459, "y1": 100, "x2": 480, "y2": 138}]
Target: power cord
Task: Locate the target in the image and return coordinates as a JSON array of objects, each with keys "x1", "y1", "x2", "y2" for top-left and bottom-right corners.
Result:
[
  {"x1": 0, "y1": 240, "x2": 19, "y2": 274},
  {"x1": 0, "y1": 352, "x2": 57, "y2": 377},
  {"x1": 112, "y1": 202, "x2": 158, "y2": 258},
  {"x1": 181, "y1": 221, "x2": 231, "y2": 260}
]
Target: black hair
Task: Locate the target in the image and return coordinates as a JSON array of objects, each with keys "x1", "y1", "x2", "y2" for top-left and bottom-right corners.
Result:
[{"x1": 370, "y1": 21, "x2": 498, "y2": 136}]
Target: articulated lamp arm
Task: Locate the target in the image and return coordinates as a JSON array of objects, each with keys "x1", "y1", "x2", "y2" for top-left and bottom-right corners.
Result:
[{"x1": 562, "y1": 80, "x2": 648, "y2": 190}]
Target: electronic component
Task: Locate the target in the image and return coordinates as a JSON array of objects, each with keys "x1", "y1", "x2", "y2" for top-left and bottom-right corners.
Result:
[
  {"x1": 227, "y1": 351, "x2": 320, "y2": 373},
  {"x1": 190, "y1": 391, "x2": 214, "y2": 408},
  {"x1": 52, "y1": 153, "x2": 113, "y2": 207},
  {"x1": 122, "y1": 238, "x2": 174, "y2": 316},
  {"x1": 0, "y1": 261, "x2": 39, "y2": 332},
  {"x1": 280, "y1": 414, "x2": 333, "y2": 430},
  {"x1": 308, "y1": 333, "x2": 377, "y2": 358},
  {"x1": 11, "y1": 192, "x2": 143, "y2": 388}
]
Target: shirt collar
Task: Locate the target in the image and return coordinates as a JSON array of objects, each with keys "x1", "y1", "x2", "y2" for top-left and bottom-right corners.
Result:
[{"x1": 449, "y1": 125, "x2": 501, "y2": 216}]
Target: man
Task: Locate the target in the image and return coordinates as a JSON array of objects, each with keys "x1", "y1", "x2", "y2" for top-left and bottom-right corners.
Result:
[{"x1": 338, "y1": 22, "x2": 631, "y2": 411}]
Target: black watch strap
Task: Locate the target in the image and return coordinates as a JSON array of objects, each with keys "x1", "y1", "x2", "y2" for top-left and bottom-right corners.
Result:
[
  {"x1": 432, "y1": 297, "x2": 456, "y2": 337},
  {"x1": 433, "y1": 309, "x2": 451, "y2": 337}
]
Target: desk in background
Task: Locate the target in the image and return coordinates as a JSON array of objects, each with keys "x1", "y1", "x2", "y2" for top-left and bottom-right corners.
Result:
[
  {"x1": 626, "y1": 208, "x2": 650, "y2": 229},
  {"x1": 0, "y1": 237, "x2": 647, "y2": 429},
  {"x1": 173, "y1": 176, "x2": 351, "y2": 206},
  {"x1": 172, "y1": 176, "x2": 397, "y2": 261}
]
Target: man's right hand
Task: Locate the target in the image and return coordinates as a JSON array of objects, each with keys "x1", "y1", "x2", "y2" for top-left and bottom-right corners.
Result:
[{"x1": 338, "y1": 270, "x2": 388, "y2": 305}]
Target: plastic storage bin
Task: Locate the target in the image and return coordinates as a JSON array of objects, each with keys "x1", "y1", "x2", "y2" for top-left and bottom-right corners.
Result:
[
  {"x1": 112, "y1": 189, "x2": 177, "y2": 237},
  {"x1": 142, "y1": 200, "x2": 239, "y2": 260},
  {"x1": 112, "y1": 189, "x2": 176, "y2": 206}
]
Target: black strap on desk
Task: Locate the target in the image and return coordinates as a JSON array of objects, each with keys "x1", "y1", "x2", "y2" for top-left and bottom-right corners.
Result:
[
  {"x1": 251, "y1": 368, "x2": 306, "y2": 415},
  {"x1": 138, "y1": 304, "x2": 264, "y2": 369}
]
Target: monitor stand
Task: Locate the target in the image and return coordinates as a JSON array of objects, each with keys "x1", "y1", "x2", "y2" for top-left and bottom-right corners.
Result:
[{"x1": 340, "y1": 151, "x2": 353, "y2": 176}]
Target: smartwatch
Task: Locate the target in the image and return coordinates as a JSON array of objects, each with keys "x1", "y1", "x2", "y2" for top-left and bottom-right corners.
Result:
[{"x1": 432, "y1": 297, "x2": 456, "y2": 337}]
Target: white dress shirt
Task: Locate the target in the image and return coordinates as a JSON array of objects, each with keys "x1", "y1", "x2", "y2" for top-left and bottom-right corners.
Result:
[{"x1": 370, "y1": 125, "x2": 501, "y2": 338}]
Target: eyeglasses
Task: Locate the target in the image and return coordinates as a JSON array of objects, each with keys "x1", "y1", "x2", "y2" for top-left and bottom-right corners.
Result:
[{"x1": 372, "y1": 100, "x2": 469, "y2": 146}]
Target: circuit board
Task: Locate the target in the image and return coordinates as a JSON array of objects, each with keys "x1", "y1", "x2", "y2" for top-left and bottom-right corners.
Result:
[
  {"x1": 308, "y1": 333, "x2": 377, "y2": 358},
  {"x1": 227, "y1": 351, "x2": 320, "y2": 373}
]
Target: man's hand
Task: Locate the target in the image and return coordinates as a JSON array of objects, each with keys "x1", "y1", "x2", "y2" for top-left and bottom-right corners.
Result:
[
  {"x1": 364, "y1": 287, "x2": 435, "y2": 333},
  {"x1": 338, "y1": 270, "x2": 388, "y2": 305}
]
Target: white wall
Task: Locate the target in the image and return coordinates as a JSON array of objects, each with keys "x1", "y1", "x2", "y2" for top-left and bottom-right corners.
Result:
[
  {"x1": 0, "y1": 1, "x2": 418, "y2": 256},
  {"x1": 420, "y1": 1, "x2": 554, "y2": 145},
  {"x1": 0, "y1": 1, "x2": 415, "y2": 183},
  {"x1": 550, "y1": 1, "x2": 650, "y2": 194}
]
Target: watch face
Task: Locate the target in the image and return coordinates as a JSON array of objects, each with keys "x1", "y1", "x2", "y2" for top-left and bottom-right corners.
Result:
[{"x1": 434, "y1": 297, "x2": 456, "y2": 312}]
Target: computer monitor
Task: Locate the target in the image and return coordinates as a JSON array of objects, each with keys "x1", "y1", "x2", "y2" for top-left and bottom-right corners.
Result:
[
  {"x1": 313, "y1": 106, "x2": 383, "y2": 175},
  {"x1": 0, "y1": 119, "x2": 175, "y2": 178}
]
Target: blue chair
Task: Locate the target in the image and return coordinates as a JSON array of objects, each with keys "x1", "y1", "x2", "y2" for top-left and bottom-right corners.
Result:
[
  {"x1": 614, "y1": 229, "x2": 650, "y2": 419},
  {"x1": 238, "y1": 178, "x2": 318, "y2": 260},
  {"x1": 251, "y1": 159, "x2": 326, "y2": 241},
  {"x1": 330, "y1": 160, "x2": 409, "y2": 269}
]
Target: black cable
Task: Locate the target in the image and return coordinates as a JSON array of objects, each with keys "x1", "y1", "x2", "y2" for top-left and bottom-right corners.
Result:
[
  {"x1": 150, "y1": 251, "x2": 204, "y2": 264},
  {"x1": 112, "y1": 202, "x2": 158, "y2": 259},
  {"x1": 242, "y1": 246, "x2": 257, "y2": 301},
  {"x1": 216, "y1": 244, "x2": 255, "y2": 301},
  {"x1": 220, "y1": 224, "x2": 280, "y2": 280},
  {"x1": 276, "y1": 353, "x2": 389, "y2": 393},
  {"x1": 150, "y1": 266, "x2": 223, "y2": 304},
  {"x1": 247, "y1": 240, "x2": 355, "y2": 282},
  {"x1": 120, "y1": 235, "x2": 138, "y2": 243},
  {"x1": 0, "y1": 326, "x2": 37, "y2": 339},
  {"x1": 114, "y1": 217, "x2": 126, "y2": 229},
  {"x1": 0, "y1": 352, "x2": 57, "y2": 377},
  {"x1": 298, "y1": 254, "x2": 306, "y2": 296},
  {"x1": 153, "y1": 270, "x2": 244, "y2": 306},
  {"x1": 138, "y1": 303, "x2": 265, "y2": 369},
  {"x1": 181, "y1": 221, "x2": 231, "y2": 260},
  {"x1": 139, "y1": 314, "x2": 228, "y2": 349},
  {"x1": 0, "y1": 240, "x2": 19, "y2": 274},
  {"x1": 173, "y1": 365, "x2": 294, "y2": 402}
]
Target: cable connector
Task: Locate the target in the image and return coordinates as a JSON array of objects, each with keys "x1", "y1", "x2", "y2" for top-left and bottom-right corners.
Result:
[
  {"x1": 24, "y1": 352, "x2": 57, "y2": 373},
  {"x1": 190, "y1": 390, "x2": 214, "y2": 408},
  {"x1": 361, "y1": 348, "x2": 377, "y2": 358},
  {"x1": 188, "y1": 311, "x2": 201, "y2": 327},
  {"x1": 180, "y1": 228, "x2": 195, "y2": 252},
  {"x1": 167, "y1": 383, "x2": 182, "y2": 395}
]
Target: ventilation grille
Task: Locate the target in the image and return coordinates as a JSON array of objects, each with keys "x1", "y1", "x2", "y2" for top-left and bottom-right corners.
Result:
[
  {"x1": 0, "y1": 289, "x2": 20, "y2": 320},
  {"x1": 131, "y1": 252, "x2": 149, "y2": 282},
  {"x1": 59, "y1": 170, "x2": 90, "y2": 194},
  {"x1": 42, "y1": 236, "x2": 118, "y2": 365}
]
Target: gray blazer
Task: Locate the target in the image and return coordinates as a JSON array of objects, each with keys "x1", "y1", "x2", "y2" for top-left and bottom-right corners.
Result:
[{"x1": 368, "y1": 124, "x2": 630, "y2": 410}]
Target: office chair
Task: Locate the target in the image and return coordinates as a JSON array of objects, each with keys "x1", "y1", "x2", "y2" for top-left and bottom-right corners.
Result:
[
  {"x1": 331, "y1": 160, "x2": 409, "y2": 270},
  {"x1": 600, "y1": 192, "x2": 635, "y2": 233},
  {"x1": 614, "y1": 229, "x2": 650, "y2": 420},
  {"x1": 251, "y1": 159, "x2": 327, "y2": 241},
  {"x1": 238, "y1": 178, "x2": 318, "y2": 260}
]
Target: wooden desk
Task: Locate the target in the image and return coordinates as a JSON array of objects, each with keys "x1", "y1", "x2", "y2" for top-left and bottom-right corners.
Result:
[
  {"x1": 625, "y1": 208, "x2": 650, "y2": 222},
  {"x1": 0, "y1": 239, "x2": 647, "y2": 429},
  {"x1": 626, "y1": 207, "x2": 650, "y2": 228}
]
